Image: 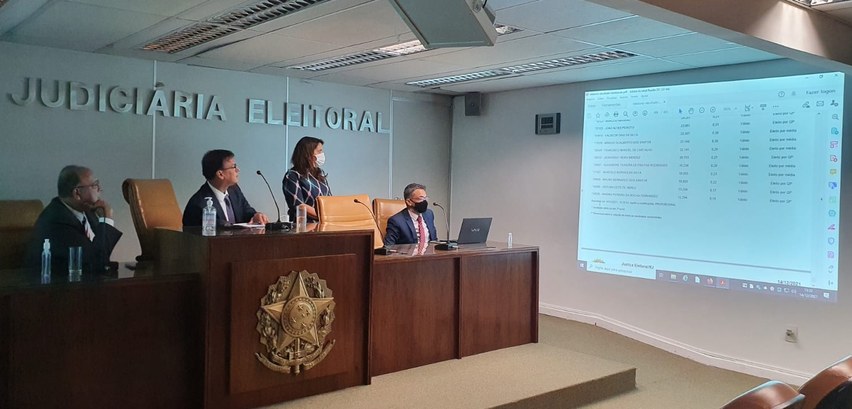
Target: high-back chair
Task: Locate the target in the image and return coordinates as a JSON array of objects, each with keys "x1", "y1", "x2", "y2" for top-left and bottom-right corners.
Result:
[
  {"x1": 722, "y1": 380, "x2": 805, "y2": 409},
  {"x1": 799, "y1": 355, "x2": 852, "y2": 409},
  {"x1": 316, "y1": 194, "x2": 384, "y2": 249},
  {"x1": 372, "y1": 198, "x2": 405, "y2": 239},
  {"x1": 0, "y1": 200, "x2": 44, "y2": 269},
  {"x1": 122, "y1": 179, "x2": 182, "y2": 262}
]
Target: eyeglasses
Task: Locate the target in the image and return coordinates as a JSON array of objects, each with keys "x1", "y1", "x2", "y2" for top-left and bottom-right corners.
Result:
[
  {"x1": 410, "y1": 196, "x2": 429, "y2": 203},
  {"x1": 221, "y1": 164, "x2": 239, "y2": 171},
  {"x1": 75, "y1": 180, "x2": 101, "y2": 192}
]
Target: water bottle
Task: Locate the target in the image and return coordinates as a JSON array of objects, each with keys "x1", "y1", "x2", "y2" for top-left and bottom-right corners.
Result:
[
  {"x1": 507, "y1": 232, "x2": 513, "y2": 248},
  {"x1": 40, "y1": 239, "x2": 51, "y2": 277},
  {"x1": 202, "y1": 197, "x2": 216, "y2": 236}
]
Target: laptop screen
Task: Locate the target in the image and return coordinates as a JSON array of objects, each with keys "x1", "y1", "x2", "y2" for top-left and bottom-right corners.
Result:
[{"x1": 456, "y1": 217, "x2": 492, "y2": 244}]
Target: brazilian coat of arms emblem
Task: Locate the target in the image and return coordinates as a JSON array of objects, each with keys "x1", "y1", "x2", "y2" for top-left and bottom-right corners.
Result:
[{"x1": 255, "y1": 270, "x2": 336, "y2": 374}]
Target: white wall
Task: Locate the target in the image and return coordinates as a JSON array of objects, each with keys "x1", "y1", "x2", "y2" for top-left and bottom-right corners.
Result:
[
  {"x1": 0, "y1": 41, "x2": 452, "y2": 262},
  {"x1": 450, "y1": 59, "x2": 852, "y2": 383}
]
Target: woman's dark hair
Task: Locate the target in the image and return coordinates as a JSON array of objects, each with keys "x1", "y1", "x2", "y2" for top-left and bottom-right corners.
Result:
[{"x1": 290, "y1": 136, "x2": 326, "y2": 182}]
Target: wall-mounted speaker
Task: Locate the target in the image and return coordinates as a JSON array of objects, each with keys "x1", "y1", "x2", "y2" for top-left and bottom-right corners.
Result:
[
  {"x1": 535, "y1": 113, "x2": 561, "y2": 134},
  {"x1": 465, "y1": 93, "x2": 482, "y2": 116}
]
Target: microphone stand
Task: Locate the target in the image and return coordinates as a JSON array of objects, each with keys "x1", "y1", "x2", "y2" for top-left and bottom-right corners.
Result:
[
  {"x1": 256, "y1": 170, "x2": 291, "y2": 231},
  {"x1": 353, "y1": 198, "x2": 394, "y2": 255},
  {"x1": 433, "y1": 202, "x2": 457, "y2": 251}
]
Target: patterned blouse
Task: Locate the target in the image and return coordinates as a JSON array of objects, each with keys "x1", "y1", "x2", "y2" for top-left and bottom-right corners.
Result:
[{"x1": 282, "y1": 169, "x2": 332, "y2": 222}]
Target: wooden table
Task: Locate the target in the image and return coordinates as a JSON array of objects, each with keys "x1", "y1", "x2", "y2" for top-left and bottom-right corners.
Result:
[
  {"x1": 1, "y1": 233, "x2": 538, "y2": 409},
  {"x1": 0, "y1": 265, "x2": 201, "y2": 409},
  {"x1": 371, "y1": 242, "x2": 539, "y2": 376}
]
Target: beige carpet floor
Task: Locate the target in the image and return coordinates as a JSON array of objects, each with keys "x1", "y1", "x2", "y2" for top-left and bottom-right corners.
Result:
[
  {"x1": 262, "y1": 314, "x2": 765, "y2": 408},
  {"x1": 537, "y1": 315, "x2": 767, "y2": 408}
]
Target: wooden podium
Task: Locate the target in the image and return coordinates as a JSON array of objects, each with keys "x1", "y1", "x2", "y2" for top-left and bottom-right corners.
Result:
[{"x1": 157, "y1": 228, "x2": 373, "y2": 409}]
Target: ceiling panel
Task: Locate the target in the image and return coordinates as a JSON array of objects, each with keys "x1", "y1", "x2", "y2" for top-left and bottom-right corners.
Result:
[
  {"x1": 664, "y1": 46, "x2": 780, "y2": 68},
  {"x1": 420, "y1": 34, "x2": 596, "y2": 68},
  {"x1": 0, "y1": 0, "x2": 49, "y2": 35},
  {"x1": 552, "y1": 15, "x2": 690, "y2": 47},
  {"x1": 0, "y1": 0, "x2": 806, "y2": 95},
  {"x1": 70, "y1": 0, "x2": 206, "y2": 17},
  {"x1": 191, "y1": 31, "x2": 343, "y2": 67},
  {"x1": 269, "y1": 0, "x2": 409, "y2": 46},
  {"x1": 3, "y1": 1, "x2": 167, "y2": 51},
  {"x1": 316, "y1": 58, "x2": 468, "y2": 83},
  {"x1": 488, "y1": 0, "x2": 538, "y2": 10},
  {"x1": 496, "y1": 0, "x2": 632, "y2": 32},
  {"x1": 616, "y1": 33, "x2": 739, "y2": 58},
  {"x1": 178, "y1": 55, "x2": 279, "y2": 72}
]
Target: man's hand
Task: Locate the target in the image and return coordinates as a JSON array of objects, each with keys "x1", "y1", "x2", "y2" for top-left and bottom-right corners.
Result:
[
  {"x1": 252, "y1": 212, "x2": 269, "y2": 225},
  {"x1": 92, "y1": 199, "x2": 113, "y2": 219}
]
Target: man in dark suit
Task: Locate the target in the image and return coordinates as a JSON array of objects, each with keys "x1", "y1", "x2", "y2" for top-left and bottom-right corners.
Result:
[
  {"x1": 384, "y1": 183, "x2": 438, "y2": 246},
  {"x1": 28, "y1": 165, "x2": 122, "y2": 273},
  {"x1": 182, "y1": 149, "x2": 269, "y2": 226}
]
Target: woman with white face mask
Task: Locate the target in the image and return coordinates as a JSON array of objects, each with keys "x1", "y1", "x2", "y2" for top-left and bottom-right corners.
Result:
[{"x1": 282, "y1": 136, "x2": 333, "y2": 222}]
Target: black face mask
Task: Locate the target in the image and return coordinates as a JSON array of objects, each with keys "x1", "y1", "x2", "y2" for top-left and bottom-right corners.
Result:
[{"x1": 412, "y1": 200, "x2": 428, "y2": 213}]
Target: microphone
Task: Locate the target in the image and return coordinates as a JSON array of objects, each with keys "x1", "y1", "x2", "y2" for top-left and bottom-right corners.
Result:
[
  {"x1": 353, "y1": 198, "x2": 394, "y2": 255},
  {"x1": 256, "y1": 170, "x2": 291, "y2": 231},
  {"x1": 432, "y1": 202, "x2": 457, "y2": 251}
]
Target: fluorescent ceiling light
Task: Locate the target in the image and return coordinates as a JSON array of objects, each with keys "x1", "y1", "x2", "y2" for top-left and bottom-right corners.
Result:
[
  {"x1": 406, "y1": 50, "x2": 636, "y2": 88},
  {"x1": 288, "y1": 24, "x2": 521, "y2": 72},
  {"x1": 287, "y1": 42, "x2": 425, "y2": 72},
  {"x1": 406, "y1": 70, "x2": 514, "y2": 88},
  {"x1": 143, "y1": 0, "x2": 331, "y2": 54}
]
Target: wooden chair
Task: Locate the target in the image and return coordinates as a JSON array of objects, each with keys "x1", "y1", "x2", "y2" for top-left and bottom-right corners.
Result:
[
  {"x1": 799, "y1": 355, "x2": 852, "y2": 409},
  {"x1": 316, "y1": 194, "x2": 384, "y2": 250},
  {"x1": 122, "y1": 179, "x2": 182, "y2": 262},
  {"x1": 372, "y1": 198, "x2": 405, "y2": 240},
  {"x1": 0, "y1": 199, "x2": 44, "y2": 269},
  {"x1": 722, "y1": 380, "x2": 805, "y2": 409}
]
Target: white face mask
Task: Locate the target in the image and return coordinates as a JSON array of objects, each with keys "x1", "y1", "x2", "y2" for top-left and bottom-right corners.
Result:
[{"x1": 314, "y1": 152, "x2": 326, "y2": 167}]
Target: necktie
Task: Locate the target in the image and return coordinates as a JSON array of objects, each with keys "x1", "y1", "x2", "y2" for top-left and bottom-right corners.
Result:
[
  {"x1": 224, "y1": 195, "x2": 236, "y2": 223},
  {"x1": 82, "y1": 215, "x2": 94, "y2": 242},
  {"x1": 417, "y1": 214, "x2": 428, "y2": 245}
]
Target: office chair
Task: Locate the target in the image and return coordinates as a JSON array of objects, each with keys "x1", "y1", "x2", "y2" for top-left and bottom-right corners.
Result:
[
  {"x1": 316, "y1": 194, "x2": 384, "y2": 250},
  {"x1": 372, "y1": 198, "x2": 405, "y2": 239},
  {"x1": 0, "y1": 199, "x2": 43, "y2": 269},
  {"x1": 122, "y1": 178, "x2": 182, "y2": 262},
  {"x1": 799, "y1": 355, "x2": 852, "y2": 409},
  {"x1": 722, "y1": 380, "x2": 805, "y2": 409}
]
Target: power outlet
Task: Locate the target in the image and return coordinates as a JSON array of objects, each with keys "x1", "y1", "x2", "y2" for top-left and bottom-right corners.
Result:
[{"x1": 785, "y1": 326, "x2": 799, "y2": 343}]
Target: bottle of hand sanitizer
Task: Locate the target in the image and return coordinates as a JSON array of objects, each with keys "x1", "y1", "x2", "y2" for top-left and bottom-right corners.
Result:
[{"x1": 202, "y1": 197, "x2": 216, "y2": 236}]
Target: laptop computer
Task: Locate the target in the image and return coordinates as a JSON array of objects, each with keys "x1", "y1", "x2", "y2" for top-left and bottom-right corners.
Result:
[{"x1": 455, "y1": 217, "x2": 492, "y2": 244}]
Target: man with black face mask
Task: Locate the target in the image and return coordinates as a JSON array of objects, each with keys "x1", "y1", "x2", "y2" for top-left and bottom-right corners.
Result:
[{"x1": 384, "y1": 183, "x2": 438, "y2": 246}]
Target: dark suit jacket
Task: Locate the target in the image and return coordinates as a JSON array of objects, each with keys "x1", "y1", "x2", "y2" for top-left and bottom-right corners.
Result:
[
  {"x1": 27, "y1": 197, "x2": 122, "y2": 273},
  {"x1": 384, "y1": 208, "x2": 438, "y2": 246},
  {"x1": 182, "y1": 183, "x2": 258, "y2": 226}
]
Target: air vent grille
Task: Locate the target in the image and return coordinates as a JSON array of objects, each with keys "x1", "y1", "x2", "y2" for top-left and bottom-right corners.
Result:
[{"x1": 142, "y1": 0, "x2": 329, "y2": 54}]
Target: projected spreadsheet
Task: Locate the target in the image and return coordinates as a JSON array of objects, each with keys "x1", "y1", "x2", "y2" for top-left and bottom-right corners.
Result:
[{"x1": 577, "y1": 72, "x2": 844, "y2": 302}]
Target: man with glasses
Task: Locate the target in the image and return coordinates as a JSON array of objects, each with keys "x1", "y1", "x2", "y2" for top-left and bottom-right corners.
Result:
[
  {"x1": 28, "y1": 165, "x2": 122, "y2": 272},
  {"x1": 384, "y1": 183, "x2": 438, "y2": 246},
  {"x1": 182, "y1": 149, "x2": 269, "y2": 227}
]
